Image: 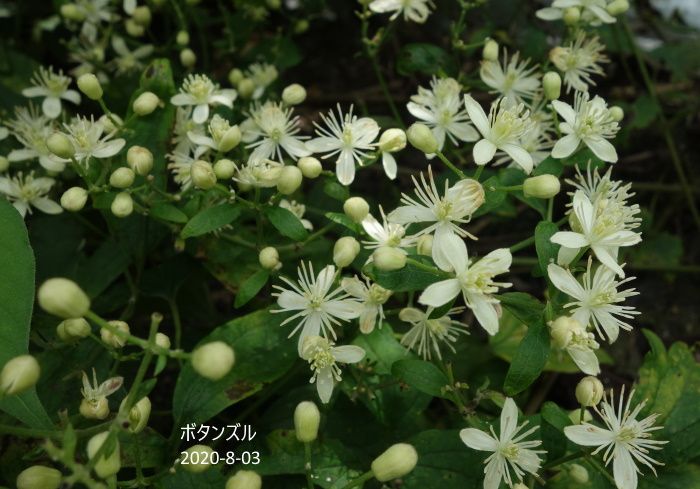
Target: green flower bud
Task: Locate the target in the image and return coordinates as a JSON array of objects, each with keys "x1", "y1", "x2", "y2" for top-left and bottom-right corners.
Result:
[
  {"x1": 259, "y1": 246, "x2": 280, "y2": 270},
  {"x1": 98, "y1": 113, "x2": 123, "y2": 133},
  {"x1": 371, "y1": 443, "x2": 418, "y2": 482},
  {"x1": 0, "y1": 355, "x2": 40, "y2": 396},
  {"x1": 282, "y1": 83, "x2": 307, "y2": 106},
  {"x1": 192, "y1": 341, "x2": 235, "y2": 381},
  {"x1": 226, "y1": 470, "x2": 261, "y2": 489},
  {"x1": 120, "y1": 396, "x2": 151, "y2": 433},
  {"x1": 373, "y1": 246, "x2": 406, "y2": 271},
  {"x1": 543, "y1": 71, "x2": 562, "y2": 101},
  {"x1": 176, "y1": 30, "x2": 190, "y2": 46},
  {"x1": 482, "y1": 39, "x2": 499, "y2": 61},
  {"x1": 343, "y1": 196, "x2": 369, "y2": 223},
  {"x1": 416, "y1": 234, "x2": 433, "y2": 256},
  {"x1": 563, "y1": 7, "x2": 580, "y2": 25},
  {"x1": 237, "y1": 78, "x2": 255, "y2": 99},
  {"x1": 57, "y1": 318, "x2": 91, "y2": 342},
  {"x1": 297, "y1": 156, "x2": 322, "y2": 179},
  {"x1": 16, "y1": 466, "x2": 62, "y2": 489},
  {"x1": 180, "y1": 48, "x2": 197, "y2": 68},
  {"x1": 125, "y1": 18, "x2": 145, "y2": 37},
  {"x1": 607, "y1": 0, "x2": 629, "y2": 16},
  {"x1": 228, "y1": 68, "x2": 244, "y2": 86},
  {"x1": 133, "y1": 91, "x2": 160, "y2": 116},
  {"x1": 110, "y1": 167, "x2": 135, "y2": 189},
  {"x1": 219, "y1": 126, "x2": 242, "y2": 153},
  {"x1": 155, "y1": 332, "x2": 171, "y2": 349},
  {"x1": 407, "y1": 123, "x2": 438, "y2": 154},
  {"x1": 60, "y1": 187, "x2": 88, "y2": 212},
  {"x1": 132, "y1": 5, "x2": 152, "y2": 26},
  {"x1": 60, "y1": 3, "x2": 85, "y2": 21},
  {"x1": 523, "y1": 174, "x2": 561, "y2": 199},
  {"x1": 569, "y1": 463, "x2": 589, "y2": 483},
  {"x1": 101, "y1": 320, "x2": 130, "y2": 348},
  {"x1": 276, "y1": 165, "x2": 303, "y2": 195},
  {"x1": 214, "y1": 159, "x2": 237, "y2": 180},
  {"x1": 549, "y1": 316, "x2": 581, "y2": 349},
  {"x1": 609, "y1": 106, "x2": 624, "y2": 122},
  {"x1": 181, "y1": 445, "x2": 215, "y2": 473},
  {"x1": 126, "y1": 145, "x2": 153, "y2": 176},
  {"x1": 87, "y1": 432, "x2": 121, "y2": 478},
  {"x1": 111, "y1": 192, "x2": 134, "y2": 218},
  {"x1": 294, "y1": 19, "x2": 309, "y2": 34},
  {"x1": 38, "y1": 278, "x2": 90, "y2": 319},
  {"x1": 333, "y1": 236, "x2": 360, "y2": 268},
  {"x1": 191, "y1": 160, "x2": 217, "y2": 189},
  {"x1": 294, "y1": 401, "x2": 320, "y2": 443},
  {"x1": 77, "y1": 73, "x2": 103, "y2": 100},
  {"x1": 0, "y1": 156, "x2": 9, "y2": 172},
  {"x1": 378, "y1": 128, "x2": 407, "y2": 153},
  {"x1": 575, "y1": 376, "x2": 604, "y2": 407},
  {"x1": 46, "y1": 132, "x2": 75, "y2": 159}
]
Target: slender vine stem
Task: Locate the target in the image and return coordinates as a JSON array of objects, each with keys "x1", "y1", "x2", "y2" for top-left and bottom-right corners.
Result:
[
  {"x1": 436, "y1": 150, "x2": 466, "y2": 179},
  {"x1": 338, "y1": 470, "x2": 374, "y2": 489}
]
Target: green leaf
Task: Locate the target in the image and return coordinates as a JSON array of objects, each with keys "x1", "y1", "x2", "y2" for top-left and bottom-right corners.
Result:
[
  {"x1": 352, "y1": 323, "x2": 408, "y2": 375},
  {"x1": 540, "y1": 401, "x2": 572, "y2": 461},
  {"x1": 234, "y1": 269, "x2": 270, "y2": 308},
  {"x1": 323, "y1": 179, "x2": 349, "y2": 202},
  {"x1": 535, "y1": 221, "x2": 560, "y2": 276},
  {"x1": 365, "y1": 257, "x2": 442, "y2": 292},
  {"x1": 149, "y1": 203, "x2": 188, "y2": 224},
  {"x1": 392, "y1": 359, "x2": 450, "y2": 399},
  {"x1": 173, "y1": 309, "x2": 297, "y2": 424},
  {"x1": 180, "y1": 203, "x2": 241, "y2": 239},
  {"x1": 498, "y1": 292, "x2": 545, "y2": 326},
  {"x1": 397, "y1": 43, "x2": 454, "y2": 76},
  {"x1": 0, "y1": 201, "x2": 52, "y2": 428},
  {"x1": 503, "y1": 313, "x2": 550, "y2": 396},
  {"x1": 76, "y1": 239, "x2": 131, "y2": 298},
  {"x1": 160, "y1": 467, "x2": 226, "y2": 488},
  {"x1": 265, "y1": 206, "x2": 309, "y2": 241},
  {"x1": 324, "y1": 212, "x2": 360, "y2": 233}
]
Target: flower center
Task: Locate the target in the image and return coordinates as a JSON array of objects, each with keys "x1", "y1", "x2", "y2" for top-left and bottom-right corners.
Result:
[{"x1": 500, "y1": 442, "x2": 520, "y2": 460}]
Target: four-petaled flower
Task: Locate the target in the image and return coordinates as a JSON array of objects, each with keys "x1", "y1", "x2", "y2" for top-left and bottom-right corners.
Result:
[{"x1": 301, "y1": 335, "x2": 365, "y2": 404}]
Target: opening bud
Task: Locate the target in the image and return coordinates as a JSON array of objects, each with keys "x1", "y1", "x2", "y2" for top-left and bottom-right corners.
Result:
[
  {"x1": 110, "y1": 167, "x2": 135, "y2": 188},
  {"x1": 46, "y1": 132, "x2": 75, "y2": 159},
  {"x1": 343, "y1": 196, "x2": 369, "y2": 223},
  {"x1": 407, "y1": 123, "x2": 438, "y2": 154},
  {"x1": 98, "y1": 113, "x2": 123, "y2": 132},
  {"x1": 609, "y1": 106, "x2": 624, "y2": 122},
  {"x1": 549, "y1": 316, "x2": 581, "y2": 349},
  {"x1": 133, "y1": 91, "x2": 160, "y2": 116},
  {"x1": 373, "y1": 246, "x2": 406, "y2": 271},
  {"x1": 214, "y1": 159, "x2": 237, "y2": 180},
  {"x1": 523, "y1": 174, "x2": 560, "y2": 199},
  {"x1": 333, "y1": 236, "x2": 361, "y2": 268},
  {"x1": 61, "y1": 187, "x2": 89, "y2": 212},
  {"x1": 371, "y1": 443, "x2": 418, "y2": 482},
  {"x1": 111, "y1": 192, "x2": 134, "y2": 218},
  {"x1": 482, "y1": 39, "x2": 499, "y2": 61},
  {"x1": 16, "y1": 466, "x2": 62, "y2": 489},
  {"x1": 575, "y1": 376, "x2": 604, "y2": 407},
  {"x1": 192, "y1": 341, "x2": 235, "y2": 380},
  {"x1": 226, "y1": 470, "x2": 262, "y2": 489},
  {"x1": 297, "y1": 156, "x2": 322, "y2": 179},
  {"x1": 0, "y1": 355, "x2": 40, "y2": 396},
  {"x1": 191, "y1": 160, "x2": 217, "y2": 189},
  {"x1": 219, "y1": 125, "x2": 242, "y2": 152},
  {"x1": 181, "y1": 445, "x2": 215, "y2": 473},
  {"x1": 126, "y1": 146, "x2": 153, "y2": 175},
  {"x1": 294, "y1": 401, "x2": 321, "y2": 443},
  {"x1": 101, "y1": 320, "x2": 130, "y2": 348},
  {"x1": 38, "y1": 278, "x2": 90, "y2": 318},
  {"x1": 378, "y1": 128, "x2": 407, "y2": 153},
  {"x1": 277, "y1": 165, "x2": 303, "y2": 195},
  {"x1": 416, "y1": 234, "x2": 433, "y2": 256},
  {"x1": 543, "y1": 71, "x2": 562, "y2": 101},
  {"x1": 176, "y1": 30, "x2": 190, "y2": 46},
  {"x1": 120, "y1": 396, "x2": 152, "y2": 433},
  {"x1": 77, "y1": 73, "x2": 103, "y2": 100},
  {"x1": 282, "y1": 83, "x2": 307, "y2": 106},
  {"x1": 87, "y1": 432, "x2": 121, "y2": 478},
  {"x1": 57, "y1": 318, "x2": 91, "y2": 342},
  {"x1": 259, "y1": 246, "x2": 280, "y2": 270}
]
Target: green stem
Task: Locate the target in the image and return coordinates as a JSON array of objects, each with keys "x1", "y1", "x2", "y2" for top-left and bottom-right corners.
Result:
[
  {"x1": 473, "y1": 165, "x2": 484, "y2": 181},
  {"x1": 405, "y1": 258, "x2": 452, "y2": 278},
  {"x1": 121, "y1": 313, "x2": 161, "y2": 415},
  {"x1": 338, "y1": 470, "x2": 374, "y2": 489},
  {"x1": 585, "y1": 454, "x2": 616, "y2": 486},
  {"x1": 436, "y1": 150, "x2": 466, "y2": 179},
  {"x1": 0, "y1": 421, "x2": 111, "y2": 440},
  {"x1": 97, "y1": 98, "x2": 122, "y2": 130},
  {"x1": 542, "y1": 450, "x2": 585, "y2": 469},
  {"x1": 168, "y1": 298, "x2": 183, "y2": 353},
  {"x1": 304, "y1": 442, "x2": 315, "y2": 489}
]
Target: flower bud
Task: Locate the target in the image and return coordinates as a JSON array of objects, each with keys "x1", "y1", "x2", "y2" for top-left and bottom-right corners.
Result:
[
  {"x1": 191, "y1": 160, "x2": 217, "y2": 189},
  {"x1": 60, "y1": 3, "x2": 86, "y2": 21},
  {"x1": 214, "y1": 159, "x2": 237, "y2": 180},
  {"x1": 563, "y1": 7, "x2": 580, "y2": 25},
  {"x1": 259, "y1": 246, "x2": 280, "y2": 270},
  {"x1": 16, "y1": 466, "x2": 62, "y2": 489},
  {"x1": 110, "y1": 167, "x2": 135, "y2": 188},
  {"x1": 132, "y1": 5, "x2": 152, "y2": 26},
  {"x1": 482, "y1": 39, "x2": 499, "y2": 61},
  {"x1": 282, "y1": 83, "x2": 307, "y2": 106},
  {"x1": 228, "y1": 68, "x2": 244, "y2": 86},
  {"x1": 192, "y1": 341, "x2": 235, "y2": 380},
  {"x1": 101, "y1": 320, "x2": 130, "y2": 348},
  {"x1": 237, "y1": 78, "x2": 255, "y2": 99},
  {"x1": 343, "y1": 197, "x2": 369, "y2": 223},
  {"x1": 120, "y1": 396, "x2": 151, "y2": 433},
  {"x1": 373, "y1": 246, "x2": 406, "y2": 271},
  {"x1": 294, "y1": 19, "x2": 309, "y2": 34},
  {"x1": 226, "y1": 470, "x2": 262, "y2": 489},
  {"x1": 371, "y1": 443, "x2": 418, "y2": 482},
  {"x1": 176, "y1": 30, "x2": 190, "y2": 46},
  {"x1": 543, "y1": 71, "x2": 562, "y2": 101},
  {"x1": 80, "y1": 396, "x2": 109, "y2": 419},
  {"x1": 38, "y1": 278, "x2": 90, "y2": 319},
  {"x1": 609, "y1": 106, "x2": 624, "y2": 122},
  {"x1": 407, "y1": 123, "x2": 438, "y2": 154},
  {"x1": 294, "y1": 401, "x2": 320, "y2": 443},
  {"x1": 333, "y1": 236, "x2": 360, "y2": 268},
  {"x1": 155, "y1": 332, "x2": 171, "y2": 349},
  {"x1": 219, "y1": 126, "x2": 242, "y2": 153},
  {"x1": 46, "y1": 132, "x2": 75, "y2": 159},
  {"x1": 0, "y1": 355, "x2": 40, "y2": 396},
  {"x1": 607, "y1": 0, "x2": 629, "y2": 16},
  {"x1": 61, "y1": 187, "x2": 89, "y2": 212},
  {"x1": 87, "y1": 432, "x2": 121, "y2": 478},
  {"x1": 126, "y1": 146, "x2": 153, "y2": 176},
  {"x1": 96, "y1": 114, "x2": 121, "y2": 133},
  {"x1": 57, "y1": 318, "x2": 91, "y2": 341},
  {"x1": 569, "y1": 463, "x2": 589, "y2": 484},
  {"x1": 297, "y1": 156, "x2": 322, "y2": 179},
  {"x1": 378, "y1": 128, "x2": 407, "y2": 153},
  {"x1": 549, "y1": 316, "x2": 580, "y2": 349},
  {"x1": 125, "y1": 18, "x2": 145, "y2": 37},
  {"x1": 133, "y1": 91, "x2": 160, "y2": 116},
  {"x1": 77, "y1": 73, "x2": 103, "y2": 100},
  {"x1": 180, "y1": 48, "x2": 197, "y2": 68},
  {"x1": 0, "y1": 156, "x2": 9, "y2": 172},
  {"x1": 111, "y1": 192, "x2": 134, "y2": 218},
  {"x1": 416, "y1": 234, "x2": 433, "y2": 256},
  {"x1": 276, "y1": 166, "x2": 303, "y2": 195},
  {"x1": 523, "y1": 174, "x2": 560, "y2": 199},
  {"x1": 575, "y1": 376, "x2": 604, "y2": 407},
  {"x1": 181, "y1": 445, "x2": 215, "y2": 473}
]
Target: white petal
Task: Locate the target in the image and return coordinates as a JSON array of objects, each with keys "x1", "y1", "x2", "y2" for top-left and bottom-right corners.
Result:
[
  {"x1": 547, "y1": 264, "x2": 585, "y2": 299},
  {"x1": 306, "y1": 136, "x2": 342, "y2": 153},
  {"x1": 613, "y1": 444, "x2": 638, "y2": 489},
  {"x1": 31, "y1": 197, "x2": 63, "y2": 214},
  {"x1": 22, "y1": 86, "x2": 49, "y2": 98},
  {"x1": 61, "y1": 89, "x2": 82, "y2": 105},
  {"x1": 432, "y1": 228, "x2": 468, "y2": 273},
  {"x1": 381, "y1": 152, "x2": 397, "y2": 180},
  {"x1": 464, "y1": 94, "x2": 490, "y2": 136},
  {"x1": 500, "y1": 397, "x2": 519, "y2": 442},
  {"x1": 459, "y1": 428, "x2": 498, "y2": 451},
  {"x1": 92, "y1": 139, "x2": 126, "y2": 158},
  {"x1": 418, "y1": 279, "x2": 461, "y2": 308},
  {"x1": 585, "y1": 137, "x2": 618, "y2": 163},
  {"x1": 324, "y1": 299, "x2": 363, "y2": 320},
  {"x1": 551, "y1": 133, "x2": 580, "y2": 159},
  {"x1": 568, "y1": 347, "x2": 601, "y2": 375},
  {"x1": 193, "y1": 104, "x2": 209, "y2": 124},
  {"x1": 557, "y1": 246, "x2": 580, "y2": 266},
  {"x1": 336, "y1": 150, "x2": 355, "y2": 186},
  {"x1": 550, "y1": 231, "x2": 589, "y2": 249},
  {"x1": 170, "y1": 93, "x2": 195, "y2": 106},
  {"x1": 551, "y1": 100, "x2": 577, "y2": 126},
  {"x1": 332, "y1": 345, "x2": 365, "y2": 364},
  {"x1": 316, "y1": 367, "x2": 335, "y2": 404},
  {"x1": 42, "y1": 97, "x2": 62, "y2": 119},
  {"x1": 591, "y1": 245, "x2": 625, "y2": 277},
  {"x1": 564, "y1": 424, "x2": 614, "y2": 447},
  {"x1": 473, "y1": 139, "x2": 497, "y2": 166},
  {"x1": 467, "y1": 292, "x2": 500, "y2": 335},
  {"x1": 501, "y1": 143, "x2": 533, "y2": 174},
  {"x1": 277, "y1": 290, "x2": 307, "y2": 310},
  {"x1": 388, "y1": 204, "x2": 436, "y2": 224}
]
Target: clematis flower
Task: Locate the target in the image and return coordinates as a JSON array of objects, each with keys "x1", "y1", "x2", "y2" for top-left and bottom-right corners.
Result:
[
  {"x1": 64, "y1": 116, "x2": 126, "y2": 165},
  {"x1": 187, "y1": 114, "x2": 241, "y2": 158},
  {"x1": 111, "y1": 36, "x2": 154, "y2": 76},
  {"x1": 244, "y1": 102, "x2": 310, "y2": 163},
  {"x1": 399, "y1": 306, "x2": 468, "y2": 360},
  {"x1": 301, "y1": 335, "x2": 365, "y2": 404},
  {"x1": 341, "y1": 276, "x2": 392, "y2": 334},
  {"x1": 0, "y1": 171, "x2": 62, "y2": 217},
  {"x1": 6, "y1": 105, "x2": 67, "y2": 172},
  {"x1": 22, "y1": 66, "x2": 81, "y2": 119},
  {"x1": 550, "y1": 33, "x2": 609, "y2": 93},
  {"x1": 361, "y1": 207, "x2": 416, "y2": 253},
  {"x1": 171, "y1": 74, "x2": 236, "y2": 124},
  {"x1": 369, "y1": 0, "x2": 435, "y2": 23},
  {"x1": 480, "y1": 51, "x2": 540, "y2": 103}
]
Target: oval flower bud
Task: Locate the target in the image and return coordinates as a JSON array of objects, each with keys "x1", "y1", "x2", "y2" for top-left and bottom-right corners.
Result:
[
  {"x1": 371, "y1": 443, "x2": 418, "y2": 482},
  {"x1": 373, "y1": 246, "x2": 406, "y2": 271},
  {"x1": 192, "y1": 341, "x2": 235, "y2": 380},
  {"x1": 60, "y1": 3, "x2": 86, "y2": 21},
  {"x1": 523, "y1": 175, "x2": 561, "y2": 199},
  {"x1": 132, "y1": 5, "x2": 152, "y2": 26},
  {"x1": 110, "y1": 167, "x2": 135, "y2": 189},
  {"x1": 126, "y1": 146, "x2": 154, "y2": 176},
  {"x1": 111, "y1": 192, "x2": 134, "y2": 218},
  {"x1": 228, "y1": 68, "x2": 244, "y2": 86},
  {"x1": 77, "y1": 73, "x2": 103, "y2": 100},
  {"x1": 226, "y1": 470, "x2": 262, "y2": 489},
  {"x1": 120, "y1": 396, "x2": 151, "y2": 433},
  {"x1": 218, "y1": 126, "x2": 242, "y2": 153},
  {"x1": 482, "y1": 39, "x2": 499, "y2": 61},
  {"x1": 0, "y1": 355, "x2": 40, "y2": 396},
  {"x1": 16, "y1": 465, "x2": 62, "y2": 489},
  {"x1": 333, "y1": 236, "x2": 360, "y2": 268},
  {"x1": 181, "y1": 445, "x2": 216, "y2": 473},
  {"x1": 176, "y1": 30, "x2": 190, "y2": 46},
  {"x1": 343, "y1": 196, "x2": 369, "y2": 223},
  {"x1": 378, "y1": 128, "x2": 407, "y2": 153},
  {"x1": 407, "y1": 123, "x2": 438, "y2": 154},
  {"x1": 133, "y1": 91, "x2": 160, "y2": 116},
  {"x1": 294, "y1": 401, "x2": 321, "y2": 443},
  {"x1": 57, "y1": 317, "x2": 91, "y2": 341},
  {"x1": 563, "y1": 6, "x2": 580, "y2": 24},
  {"x1": 542, "y1": 71, "x2": 562, "y2": 101},
  {"x1": 191, "y1": 160, "x2": 217, "y2": 189},
  {"x1": 214, "y1": 159, "x2": 237, "y2": 180},
  {"x1": 575, "y1": 376, "x2": 604, "y2": 407},
  {"x1": 125, "y1": 18, "x2": 145, "y2": 37},
  {"x1": 38, "y1": 278, "x2": 90, "y2": 319},
  {"x1": 416, "y1": 234, "x2": 433, "y2": 256},
  {"x1": 297, "y1": 156, "x2": 322, "y2": 179},
  {"x1": 569, "y1": 463, "x2": 589, "y2": 483},
  {"x1": 87, "y1": 432, "x2": 121, "y2": 478},
  {"x1": 607, "y1": 0, "x2": 629, "y2": 15},
  {"x1": 237, "y1": 78, "x2": 255, "y2": 99},
  {"x1": 101, "y1": 320, "x2": 130, "y2": 348},
  {"x1": 155, "y1": 332, "x2": 171, "y2": 349},
  {"x1": 609, "y1": 106, "x2": 624, "y2": 122},
  {"x1": 259, "y1": 246, "x2": 280, "y2": 270},
  {"x1": 282, "y1": 83, "x2": 307, "y2": 106},
  {"x1": 276, "y1": 166, "x2": 303, "y2": 195},
  {"x1": 549, "y1": 316, "x2": 580, "y2": 349},
  {"x1": 46, "y1": 132, "x2": 75, "y2": 159},
  {"x1": 180, "y1": 48, "x2": 197, "y2": 68},
  {"x1": 60, "y1": 187, "x2": 89, "y2": 212}
]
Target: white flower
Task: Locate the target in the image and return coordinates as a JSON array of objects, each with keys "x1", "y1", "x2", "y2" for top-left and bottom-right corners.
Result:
[
  {"x1": 300, "y1": 335, "x2": 365, "y2": 404},
  {"x1": 480, "y1": 51, "x2": 540, "y2": 103},
  {"x1": 68, "y1": 40, "x2": 108, "y2": 82},
  {"x1": 361, "y1": 207, "x2": 416, "y2": 252},
  {"x1": 0, "y1": 171, "x2": 62, "y2": 217},
  {"x1": 464, "y1": 95, "x2": 535, "y2": 173},
  {"x1": 547, "y1": 260, "x2": 639, "y2": 343},
  {"x1": 167, "y1": 150, "x2": 195, "y2": 190},
  {"x1": 22, "y1": 66, "x2": 81, "y2": 119},
  {"x1": 341, "y1": 276, "x2": 392, "y2": 334},
  {"x1": 245, "y1": 102, "x2": 310, "y2": 163},
  {"x1": 279, "y1": 199, "x2": 313, "y2": 230},
  {"x1": 564, "y1": 387, "x2": 667, "y2": 489},
  {"x1": 369, "y1": 0, "x2": 434, "y2": 23},
  {"x1": 72, "y1": 0, "x2": 114, "y2": 41},
  {"x1": 407, "y1": 77, "x2": 478, "y2": 153},
  {"x1": 551, "y1": 91, "x2": 619, "y2": 163},
  {"x1": 551, "y1": 319, "x2": 601, "y2": 375},
  {"x1": 536, "y1": 0, "x2": 616, "y2": 25},
  {"x1": 172, "y1": 107, "x2": 204, "y2": 155},
  {"x1": 460, "y1": 397, "x2": 546, "y2": 489},
  {"x1": 171, "y1": 74, "x2": 236, "y2": 124},
  {"x1": 234, "y1": 158, "x2": 283, "y2": 189},
  {"x1": 273, "y1": 262, "x2": 363, "y2": 354},
  {"x1": 388, "y1": 167, "x2": 483, "y2": 270},
  {"x1": 6, "y1": 105, "x2": 67, "y2": 172},
  {"x1": 399, "y1": 306, "x2": 468, "y2": 360},
  {"x1": 419, "y1": 235, "x2": 512, "y2": 335},
  {"x1": 64, "y1": 116, "x2": 126, "y2": 165},
  {"x1": 81, "y1": 369, "x2": 123, "y2": 410},
  {"x1": 245, "y1": 62, "x2": 278, "y2": 99},
  {"x1": 550, "y1": 33, "x2": 609, "y2": 93},
  {"x1": 551, "y1": 190, "x2": 641, "y2": 276},
  {"x1": 306, "y1": 105, "x2": 380, "y2": 186},
  {"x1": 187, "y1": 114, "x2": 239, "y2": 158},
  {"x1": 111, "y1": 36, "x2": 154, "y2": 75}
]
